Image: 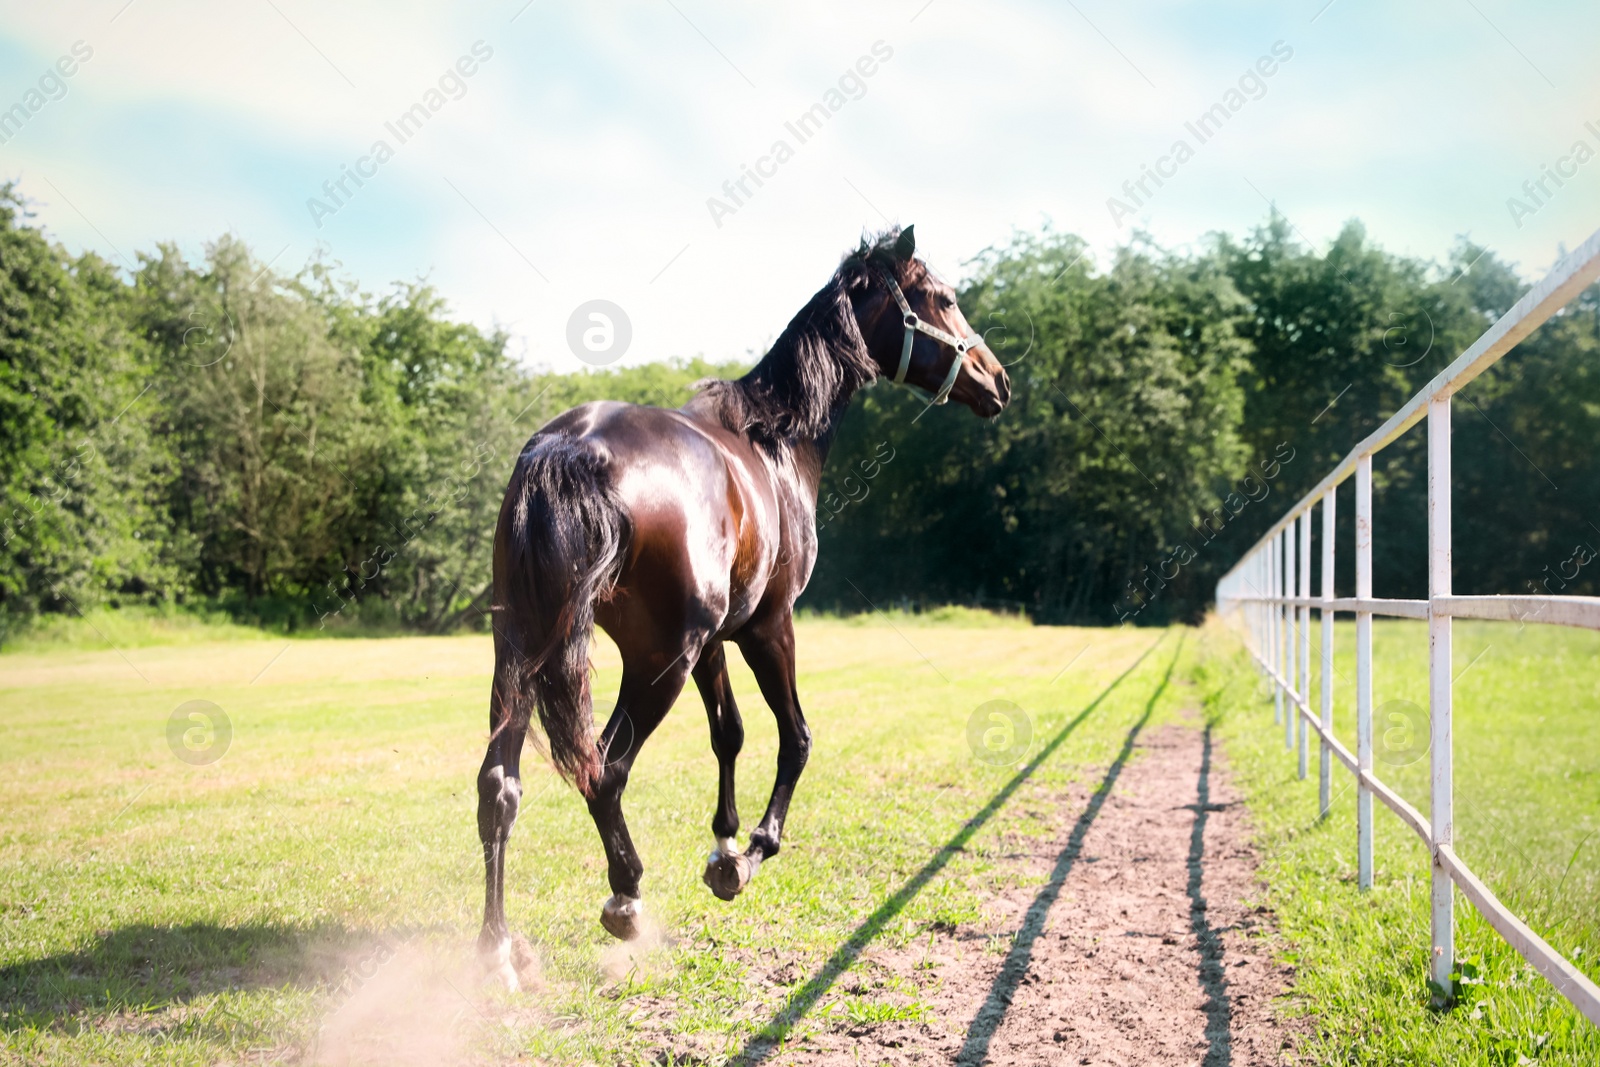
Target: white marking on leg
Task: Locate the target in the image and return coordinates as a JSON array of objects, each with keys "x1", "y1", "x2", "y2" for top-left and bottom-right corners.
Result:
[
  {"x1": 709, "y1": 836, "x2": 740, "y2": 863},
  {"x1": 484, "y1": 936, "x2": 519, "y2": 992}
]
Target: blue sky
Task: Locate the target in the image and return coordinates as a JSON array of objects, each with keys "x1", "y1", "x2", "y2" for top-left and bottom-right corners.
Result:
[{"x1": 1, "y1": 0, "x2": 1597, "y2": 369}]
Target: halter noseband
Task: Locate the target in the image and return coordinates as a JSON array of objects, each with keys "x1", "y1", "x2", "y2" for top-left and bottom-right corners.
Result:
[{"x1": 879, "y1": 268, "x2": 984, "y2": 406}]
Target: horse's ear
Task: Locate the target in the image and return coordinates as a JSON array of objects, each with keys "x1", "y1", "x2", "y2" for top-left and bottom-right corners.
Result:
[{"x1": 894, "y1": 225, "x2": 916, "y2": 260}]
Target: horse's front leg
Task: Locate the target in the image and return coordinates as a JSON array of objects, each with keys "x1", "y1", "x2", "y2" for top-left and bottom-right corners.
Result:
[{"x1": 721, "y1": 615, "x2": 812, "y2": 897}]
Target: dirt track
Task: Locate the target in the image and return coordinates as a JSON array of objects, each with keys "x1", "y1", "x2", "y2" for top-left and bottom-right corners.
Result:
[{"x1": 762, "y1": 721, "x2": 1303, "y2": 1066}]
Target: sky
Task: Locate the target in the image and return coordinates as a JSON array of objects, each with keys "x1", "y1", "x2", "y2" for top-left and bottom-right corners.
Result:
[{"x1": 1, "y1": 0, "x2": 1597, "y2": 370}]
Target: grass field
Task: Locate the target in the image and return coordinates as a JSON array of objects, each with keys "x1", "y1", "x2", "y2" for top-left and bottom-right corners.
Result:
[
  {"x1": 1198, "y1": 614, "x2": 1600, "y2": 1065},
  {"x1": 3, "y1": 610, "x2": 1597, "y2": 1065},
  {"x1": 0, "y1": 614, "x2": 1190, "y2": 1065}
]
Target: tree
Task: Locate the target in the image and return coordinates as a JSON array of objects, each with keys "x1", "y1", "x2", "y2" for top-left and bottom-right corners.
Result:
[
  {"x1": 0, "y1": 186, "x2": 174, "y2": 639},
  {"x1": 135, "y1": 237, "x2": 391, "y2": 608}
]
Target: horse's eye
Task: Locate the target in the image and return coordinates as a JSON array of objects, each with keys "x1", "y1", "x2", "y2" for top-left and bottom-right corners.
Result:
[{"x1": 936, "y1": 295, "x2": 954, "y2": 310}]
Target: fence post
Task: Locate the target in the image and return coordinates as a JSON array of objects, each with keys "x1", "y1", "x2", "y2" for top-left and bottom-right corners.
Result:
[
  {"x1": 1428, "y1": 395, "x2": 1455, "y2": 1003},
  {"x1": 1356, "y1": 453, "x2": 1373, "y2": 890},
  {"x1": 1255, "y1": 554, "x2": 1266, "y2": 695},
  {"x1": 1299, "y1": 509, "x2": 1311, "y2": 779},
  {"x1": 1251, "y1": 555, "x2": 1259, "y2": 670},
  {"x1": 1254, "y1": 550, "x2": 1267, "y2": 700},
  {"x1": 1284, "y1": 527, "x2": 1295, "y2": 750},
  {"x1": 1272, "y1": 531, "x2": 1283, "y2": 726},
  {"x1": 1320, "y1": 489, "x2": 1334, "y2": 817},
  {"x1": 1252, "y1": 556, "x2": 1261, "y2": 664}
]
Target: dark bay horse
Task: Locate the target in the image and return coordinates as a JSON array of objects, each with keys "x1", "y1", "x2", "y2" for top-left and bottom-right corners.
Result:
[{"x1": 477, "y1": 226, "x2": 1010, "y2": 988}]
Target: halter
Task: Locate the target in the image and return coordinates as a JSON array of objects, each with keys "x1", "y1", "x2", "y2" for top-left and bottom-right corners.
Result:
[{"x1": 879, "y1": 268, "x2": 984, "y2": 406}]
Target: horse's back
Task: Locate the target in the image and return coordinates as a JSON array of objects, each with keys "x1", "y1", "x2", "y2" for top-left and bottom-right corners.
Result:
[{"x1": 537, "y1": 400, "x2": 782, "y2": 646}]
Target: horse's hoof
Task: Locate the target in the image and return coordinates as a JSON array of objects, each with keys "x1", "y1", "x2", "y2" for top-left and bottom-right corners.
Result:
[
  {"x1": 702, "y1": 851, "x2": 753, "y2": 901},
  {"x1": 509, "y1": 933, "x2": 543, "y2": 990},
  {"x1": 481, "y1": 936, "x2": 521, "y2": 992},
  {"x1": 600, "y1": 893, "x2": 644, "y2": 941}
]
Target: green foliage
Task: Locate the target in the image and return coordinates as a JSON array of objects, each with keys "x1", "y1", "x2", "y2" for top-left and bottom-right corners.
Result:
[
  {"x1": 3, "y1": 190, "x2": 1599, "y2": 638},
  {"x1": 1451, "y1": 271, "x2": 1600, "y2": 600},
  {"x1": 0, "y1": 186, "x2": 748, "y2": 641},
  {"x1": 136, "y1": 237, "x2": 393, "y2": 604},
  {"x1": 0, "y1": 186, "x2": 176, "y2": 641},
  {"x1": 810, "y1": 228, "x2": 1254, "y2": 622},
  {"x1": 1209, "y1": 219, "x2": 1499, "y2": 598}
]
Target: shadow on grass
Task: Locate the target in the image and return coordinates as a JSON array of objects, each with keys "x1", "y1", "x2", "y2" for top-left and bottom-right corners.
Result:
[
  {"x1": 0, "y1": 921, "x2": 397, "y2": 1029},
  {"x1": 733, "y1": 631, "x2": 1174, "y2": 1064}
]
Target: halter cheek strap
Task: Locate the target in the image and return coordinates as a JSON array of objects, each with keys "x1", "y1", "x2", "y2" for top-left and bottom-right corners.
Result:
[{"x1": 879, "y1": 269, "x2": 984, "y2": 406}]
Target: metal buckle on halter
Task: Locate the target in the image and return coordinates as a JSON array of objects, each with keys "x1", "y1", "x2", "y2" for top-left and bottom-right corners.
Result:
[{"x1": 879, "y1": 269, "x2": 981, "y2": 406}]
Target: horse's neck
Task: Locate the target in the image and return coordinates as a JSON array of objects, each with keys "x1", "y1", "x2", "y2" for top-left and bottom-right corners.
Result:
[
  {"x1": 743, "y1": 329, "x2": 876, "y2": 514},
  {"x1": 779, "y1": 385, "x2": 861, "y2": 538},
  {"x1": 788, "y1": 439, "x2": 829, "y2": 507}
]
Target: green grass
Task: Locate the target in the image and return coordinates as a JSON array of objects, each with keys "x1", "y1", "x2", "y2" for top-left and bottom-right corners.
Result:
[
  {"x1": 2, "y1": 604, "x2": 274, "y2": 653},
  {"x1": 0, "y1": 613, "x2": 1189, "y2": 1064},
  {"x1": 1198, "y1": 615, "x2": 1600, "y2": 1065},
  {"x1": 10, "y1": 608, "x2": 1595, "y2": 1064},
  {"x1": 6, "y1": 602, "x2": 1032, "y2": 655},
  {"x1": 794, "y1": 604, "x2": 1033, "y2": 629}
]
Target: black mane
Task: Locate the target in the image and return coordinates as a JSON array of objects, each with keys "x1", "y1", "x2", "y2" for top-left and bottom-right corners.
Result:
[{"x1": 695, "y1": 228, "x2": 911, "y2": 449}]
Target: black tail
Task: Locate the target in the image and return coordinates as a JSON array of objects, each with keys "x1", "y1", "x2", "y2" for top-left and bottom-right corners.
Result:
[{"x1": 495, "y1": 434, "x2": 629, "y2": 797}]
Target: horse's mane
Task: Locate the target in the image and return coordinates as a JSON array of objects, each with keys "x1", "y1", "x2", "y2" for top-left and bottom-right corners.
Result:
[{"x1": 695, "y1": 228, "x2": 917, "y2": 449}]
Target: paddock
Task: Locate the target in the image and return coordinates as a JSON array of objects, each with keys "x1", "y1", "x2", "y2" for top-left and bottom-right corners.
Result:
[{"x1": 2, "y1": 613, "x2": 1596, "y2": 1064}]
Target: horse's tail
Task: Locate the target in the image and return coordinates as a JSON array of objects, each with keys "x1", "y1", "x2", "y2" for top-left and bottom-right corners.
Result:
[{"x1": 495, "y1": 434, "x2": 629, "y2": 798}]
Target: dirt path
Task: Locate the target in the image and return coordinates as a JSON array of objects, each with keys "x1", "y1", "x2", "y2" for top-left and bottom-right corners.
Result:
[{"x1": 768, "y1": 721, "x2": 1302, "y2": 1066}]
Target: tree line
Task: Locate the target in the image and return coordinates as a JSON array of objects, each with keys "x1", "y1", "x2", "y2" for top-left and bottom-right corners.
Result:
[
  {"x1": 3, "y1": 183, "x2": 1597, "y2": 642},
  {"x1": 814, "y1": 220, "x2": 1600, "y2": 620}
]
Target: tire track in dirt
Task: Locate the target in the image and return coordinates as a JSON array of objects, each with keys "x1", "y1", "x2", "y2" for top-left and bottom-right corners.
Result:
[{"x1": 761, "y1": 720, "x2": 1304, "y2": 1066}]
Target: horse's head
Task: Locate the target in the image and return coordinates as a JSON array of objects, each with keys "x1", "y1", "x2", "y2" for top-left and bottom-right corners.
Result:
[{"x1": 848, "y1": 226, "x2": 1011, "y2": 417}]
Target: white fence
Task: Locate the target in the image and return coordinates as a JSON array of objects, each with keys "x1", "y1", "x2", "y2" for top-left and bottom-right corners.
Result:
[{"x1": 1215, "y1": 225, "x2": 1600, "y2": 1024}]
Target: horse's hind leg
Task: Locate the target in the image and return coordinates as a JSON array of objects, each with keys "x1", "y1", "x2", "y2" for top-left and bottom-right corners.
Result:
[
  {"x1": 588, "y1": 659, "x2": 688, "y2": 940},
  {"x1": 476, "y1": 652, "x2": 536, "y2": 990},
  {"x1": 693, "y1": 642, "x2": 749, "y2": 900}
]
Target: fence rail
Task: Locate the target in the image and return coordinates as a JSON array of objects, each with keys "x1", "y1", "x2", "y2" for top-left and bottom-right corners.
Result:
[{"x1": 1215, "y1": 224, "x2": 1600, "y2": 1026}]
